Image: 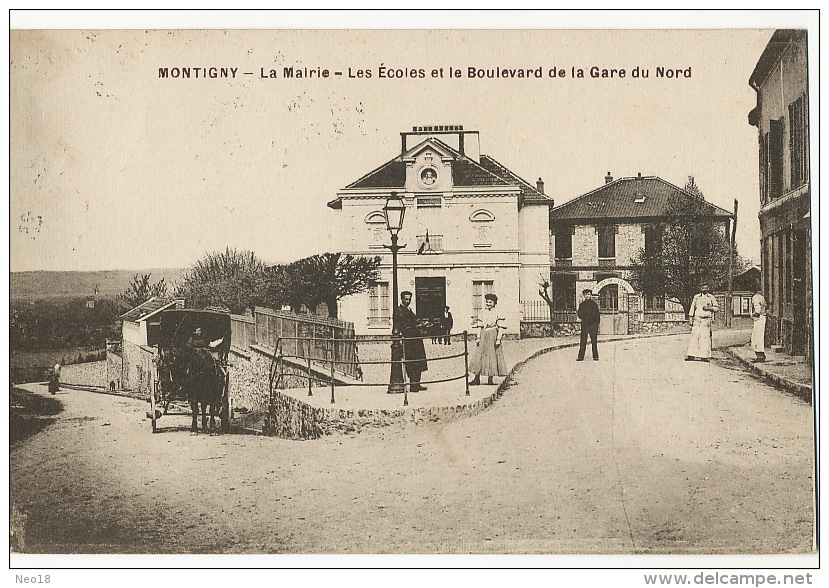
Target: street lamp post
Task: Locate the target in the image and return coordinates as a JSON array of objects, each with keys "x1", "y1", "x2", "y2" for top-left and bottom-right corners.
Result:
[{"x1": 383, "y1": 193, "x2": 406, "y2": 394}]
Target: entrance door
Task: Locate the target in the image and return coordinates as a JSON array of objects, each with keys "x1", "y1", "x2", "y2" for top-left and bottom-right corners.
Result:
[
  {"x1": 415, "y1": 277, "x2": 446, "y2": 327},
  {"x1": 598, "y1": 284, "x2": 628, "y2": 335},
  {"x1": 791, "y1": 228, "x2": 809, "y2": 355}
]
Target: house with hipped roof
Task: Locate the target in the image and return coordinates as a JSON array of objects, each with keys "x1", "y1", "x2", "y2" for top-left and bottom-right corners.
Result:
[
  {"x1": 328, "y1": 125, "x2": 553, "y2": 337},
  {"x1": 548, "y1": 173, "x2": 733, "y2": 335}
]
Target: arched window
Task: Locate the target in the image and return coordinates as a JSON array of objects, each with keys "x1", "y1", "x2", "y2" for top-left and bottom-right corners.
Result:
[
  {"x1": 365, "y1": 211, "x2": 386, "y2": 224},
  {"x1": 469, "y1": 209, "x2": 495, "y2": 223}
]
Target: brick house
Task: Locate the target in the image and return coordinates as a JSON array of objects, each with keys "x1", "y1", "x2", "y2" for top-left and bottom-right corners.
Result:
[
  {"x1": 748, "y1": 29, "x2": 812, "y2": 358},
  {"x1": 547, "y1": 173, "x2": 733, "y2": 335},
  {"x1": 329, "y1": 125, "x2": 553, "y2": 337}
]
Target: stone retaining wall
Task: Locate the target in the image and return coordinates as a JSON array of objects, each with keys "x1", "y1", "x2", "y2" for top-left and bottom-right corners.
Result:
[
  {"x1": 60, "y1": 360, "x2": 106, "y2": 388},
  {"x1": 122, "y1": 341, "x2": 155, "y2": 398},
  {"x1": 107, "y1": 352, "x2": 123, "y2": 389},
  {"x1": 264, "y1": 387, "x2": 508, "y2": 440},
  {"x1": 229, "y1": 345, "x2": 351, "y2": 413},
  {"x1": 631, "y1": 320, "x2": 687, "y2": 334},
  {"x1": 520, "y1": 321, "x2": 580, "y2": 338}
]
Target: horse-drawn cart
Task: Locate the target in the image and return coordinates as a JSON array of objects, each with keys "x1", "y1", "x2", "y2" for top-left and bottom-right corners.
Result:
[{"x1": 151, "y1": 309, "x2": 232, "y2": 433}]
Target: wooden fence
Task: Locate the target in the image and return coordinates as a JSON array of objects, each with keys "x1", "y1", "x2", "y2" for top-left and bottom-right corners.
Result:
[{"x1": 231, "y1": 308, "x2": 359, "y2": 380}]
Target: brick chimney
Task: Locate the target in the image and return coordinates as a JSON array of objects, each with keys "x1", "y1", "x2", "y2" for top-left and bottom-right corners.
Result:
[
  {"x1": 605, "y1": 172, "x2": 613, "y2": 184},
  {"x1": 536, "y1": 178, "x2": 544, "y2": 194},
  {"x1": 401, "y1": 125, "x2": 479, "y2": 161}
]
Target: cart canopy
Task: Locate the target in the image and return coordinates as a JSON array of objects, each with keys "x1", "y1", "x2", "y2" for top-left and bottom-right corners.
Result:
[{"x1": 158, "y1": 309, "x2": 232, "y2": 353}]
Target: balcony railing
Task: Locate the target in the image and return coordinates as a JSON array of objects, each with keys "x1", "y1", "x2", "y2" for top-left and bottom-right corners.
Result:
[
  {"x1": 554, "y1": 258, "x2": 572, "y2": 267},
  {"x1": 367, "y1": 315, "x2": 391, "y2": 326},
  {"x1": 598, "y1": 258, "x2": 616, "y2": 267},
  {"x1": 416, "y1": 234, "x2": 443, "y2": 253}
]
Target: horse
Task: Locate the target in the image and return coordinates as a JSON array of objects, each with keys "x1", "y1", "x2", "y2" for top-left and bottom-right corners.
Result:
[{"x1": 170, "y1": 347, "x2": 226, "y2": 432}]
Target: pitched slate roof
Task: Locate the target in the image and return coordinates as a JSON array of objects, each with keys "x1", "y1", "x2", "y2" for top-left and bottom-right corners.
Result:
[
  {"x1": 478, "y1": 155, "x2": 547, "y2": 204},
  {"x1": 549, "y1": 176, "x2": 733, "y2": 222},
  {"x1": 452, "y1": 156, "x2": 512, "y2": 188},
  {"x1": 344, "y1": 159, "x2": 407, "y2": 190},
  {"x1": 332, "y1": 136, "x2": 552, "y2": 208},
  {"x1": 119, "y1": 297, "x2": 177, "y2": 322}
]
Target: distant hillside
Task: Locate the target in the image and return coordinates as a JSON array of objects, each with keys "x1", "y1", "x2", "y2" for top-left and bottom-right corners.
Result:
[{"x1": 9, "y1": 269, "x2": 185, "y2": 300}]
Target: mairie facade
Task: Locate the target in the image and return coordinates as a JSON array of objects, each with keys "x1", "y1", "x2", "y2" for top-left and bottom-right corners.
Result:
[{"x1": 329, "y1": 125, "x2": 552, "y2": 337}]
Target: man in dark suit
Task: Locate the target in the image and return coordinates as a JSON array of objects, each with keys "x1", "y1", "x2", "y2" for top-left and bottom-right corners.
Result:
[
  {"x1": 576, "y1": 289, "x2": 600, "y2": 361},
  {"x1": 442, "y1": 306, "x2": 453, "y2": 345},
  {"x1": 395, "y1": 291, "x2": 428, "y2": 391}
]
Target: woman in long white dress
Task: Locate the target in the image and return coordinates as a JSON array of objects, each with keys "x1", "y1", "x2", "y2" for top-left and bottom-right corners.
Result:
[
  {"x1": 468, "y1": 293, "x2": 507, "y2": 385},
  {"x1": 750, "y1": 285, "x2": 767, "y2": 363}
]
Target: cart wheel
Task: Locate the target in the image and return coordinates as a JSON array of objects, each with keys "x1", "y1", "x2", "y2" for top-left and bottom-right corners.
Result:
[
  {"x1": 150, "y1": 381, "x2": 159, "y2": 433},
  {"x1": 221, "y1": 371, "x2": 230, "y2": 433}
]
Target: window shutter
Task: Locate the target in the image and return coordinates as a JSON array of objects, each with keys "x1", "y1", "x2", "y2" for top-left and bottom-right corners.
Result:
[{"x1": 769, "y1": 118, "x2": 784, "y2": 199}]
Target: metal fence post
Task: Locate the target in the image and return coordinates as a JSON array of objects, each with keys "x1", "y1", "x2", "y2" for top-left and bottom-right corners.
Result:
[
  {"x1": 402, "y1": 334, "x2": 409, "y2": 407},
  {"x1": 307, "y1": 357, "x2": 313, "y2": 396},
  {"x1": 463, "y1": 330, "x2": 470, "y2": 396},
  {"x1": 330, "y1": 330, "x2": 336, "y2": 404},
  {"x1": 305, "y1": 324, "x2": 317, "y2": 366}
]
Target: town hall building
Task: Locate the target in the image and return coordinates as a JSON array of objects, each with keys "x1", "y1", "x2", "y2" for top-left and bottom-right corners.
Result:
[{"x1": 328, "y1": 125, "x2": 553, "y2": 337}]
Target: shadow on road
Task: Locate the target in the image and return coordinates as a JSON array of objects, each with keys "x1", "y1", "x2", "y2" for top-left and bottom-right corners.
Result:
[{"x1": 10, "y1": 386, "x2": 63, "y2": 445}]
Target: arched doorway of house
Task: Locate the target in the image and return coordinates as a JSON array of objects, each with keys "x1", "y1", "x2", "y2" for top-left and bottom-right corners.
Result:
[{"x1": 595, "y1": 277, "x2": 635, "y2": 335}]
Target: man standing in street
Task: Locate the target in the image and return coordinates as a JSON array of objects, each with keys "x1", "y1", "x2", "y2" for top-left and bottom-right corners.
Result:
[
  {"x1": 396, "y1": 291, "x2": 428, "y2": 391},
  {"x1": 750, "y1": 282, "x2": 767, "y2": 363},
  {"x1": 442, "y1": 305, "x2": 453, "y2": 345},
  {"x1": 576, "y1": 289, "x2": 600, "y2": 361},
  {"x1": 686, "y1": 282, "x2": 719, "y2": 361}
]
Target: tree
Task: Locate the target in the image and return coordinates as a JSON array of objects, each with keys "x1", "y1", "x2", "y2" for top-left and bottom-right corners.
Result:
[
  {"x1": 537, "y1": 274, "x2": 556, "y2": 328},
  {"x1": 118, "y1": 273, "x2": 168, "y2": 308},
  {"x1": 629, "y1": 179, "x2": 734, "y2": 319},
  {"x1": 175, "y1": 247, "x2": 269, "y2": 314},
  {"x1": 268, "y1": 252, "x2": 380, "y2": 318},
  {"x1": 265, "y1": 264, "x2": 307, "y2": 313}
]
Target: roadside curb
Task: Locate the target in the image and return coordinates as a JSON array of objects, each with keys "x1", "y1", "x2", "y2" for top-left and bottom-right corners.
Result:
[
  {"x1": 722, "y1": 346, "x2": 812, "y2": 404},
  {"x1": 57, "y1": 382, "x2": 147, "y2": 401},
  {"x1": 495, "y1": 330, "x2": 697, "y2": 401}
]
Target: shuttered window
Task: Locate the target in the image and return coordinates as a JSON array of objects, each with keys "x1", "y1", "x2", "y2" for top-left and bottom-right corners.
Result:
[
  {"x1": 768, "y1": 118, "x2": 784, "y2": 199},
  {"x1": 788, "y1": 94, "x2": 808, "y2": 189}
]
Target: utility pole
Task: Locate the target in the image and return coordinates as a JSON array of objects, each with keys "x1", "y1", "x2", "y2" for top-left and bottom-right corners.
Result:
[{"x1": 726, "y1": 199, "x2": 738, "y2": 328}]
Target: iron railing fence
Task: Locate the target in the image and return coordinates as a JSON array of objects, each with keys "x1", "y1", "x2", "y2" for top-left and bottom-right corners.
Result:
[{"x1": 268, "y1": 331, "x2": 473, "y2": 406}]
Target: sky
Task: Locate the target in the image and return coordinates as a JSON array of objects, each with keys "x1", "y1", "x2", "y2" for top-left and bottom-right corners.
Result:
[{"x1": 8, "y1": 12, "x2": 816, "y2": 272}]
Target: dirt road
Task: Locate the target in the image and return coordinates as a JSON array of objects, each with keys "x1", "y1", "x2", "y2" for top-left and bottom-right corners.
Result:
[{"x1": 10, "y1": 333, "x2": 815, "y2": 554}]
